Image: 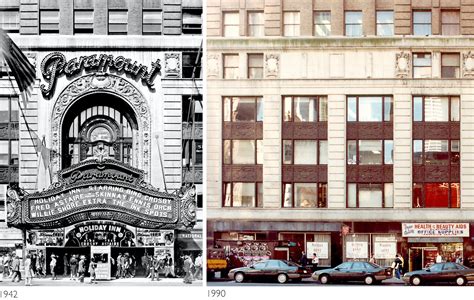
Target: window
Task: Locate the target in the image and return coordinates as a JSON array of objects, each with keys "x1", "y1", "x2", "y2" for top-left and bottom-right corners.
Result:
[
  {"x1": 283, "y1": 182, "x2": 327, "y2": 208},
  {"x1": 347, "y1": 183, "x2": 393, "y2": 208},
  {"x1": 248, "y1": 54, "x2": 263, "y2": 79},
  {"x1": 347, "y1": 96, "x2": 393, "y2": 122},
  {"x1": 283, "y1": 140, "x2": 327, "y2": 165},
  {"x1": 0, "y1": 96, "x2": 18, "y2": 122},
  {"x1": 248, "y1": 11, "x2": 264, "y2": 37},
  {"x1": 413, "y1": 96, "x2": 459, "y2": 122},
  {"x1": 314, "y1": 11, "x2": 330, "y2": 36},
  {"x1": 109, "y1": 10, "x2": 127, "y2": 35},
  {"x1": 223, "y1": 12, "x2": 239, "y2": 37},
  {"x1": 441, "y1": 11, "x2": 460, "y2": 35},
  {"x1": 223, "y1": 54, "x2": 239, "y2": 79},
  {"x1": 413, "y1": 140, "x2": 459, "y2": 165},
  {"x1": 376, "y1": 11, "x2": 393, "y2": 36},
  {"x1": 283, "y1": 96, "x2": 327, "y2": 122},
  {"x1": 413, "y1": 53, "x2": 432, "y2": 78},
  {"x1": 73, "y1": 10, "x2": 93, "y2": 34},
  {"x1": 0, "y1": 140, "x2": 18, "y2": 165},
  {"x1": 441, "y1": 53, "x2": 460, "y2": 78},
  {"x1": 223, "y1": 97, "x2": 263, "y2": 122},
  {"x1": 223, "y1": 139, "x2": 262, "y2": 165},
  {"x1": 413, "y1": 182, "x2": 460, "y2": 208},
  {"x1": 347, "y1": 140, "x2": 393, "y2": 165},
  {"x1": 143, "y1": 10, "x2": 162, "y2": 35},
  {"x1": 40, "y1": 10, "x2": 60, "y2": 34},
  {"x1": 224, "y1": 182, "x2": 256, "y2": 207},
  {"x1": 413, "y1": 11, "x2": 431, "y2": 36},
  {"x1": 182, "y1": 8, "x2": 202, "y2": 34},
  {"x1": 182, "y1": 95, "x2": 203, "y2": 122},
  {"x1": 0, "y1": 9, "x2": 19, "y2": 33},
  {"x1": 182, "y1": 52, "x2": 202, "y2": 78},
  {"x1": 345, "y1": 11, "x2": 362, "y2": 37},
  {"x1": 283, "y1": 12, "x2": 300, "y2": 37}
]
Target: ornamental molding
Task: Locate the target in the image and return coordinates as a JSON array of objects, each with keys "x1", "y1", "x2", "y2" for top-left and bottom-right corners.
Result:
[
  {"x1": 462, "y1": 51, "x2": 474, "y2": 77},
  {"x1": 264, "y1": 53, "x2": 280, "y2": 78},
  {"x1": 164, "y1": 52, "x2": 181, "y2": 78},
  {"x1": 395, "y1": 51, "x2": 411, "y2": 78},
  {"x1": 51, "y1": 73, "x2": 151, "y2": 179},
  {"x1": 206, "y1": 53, "x2": 220, "y2": 78}
]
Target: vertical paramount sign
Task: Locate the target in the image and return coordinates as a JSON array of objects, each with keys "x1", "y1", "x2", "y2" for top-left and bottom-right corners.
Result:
[{"x1": 40, "y1": 52, "x2": 161, "y2": 96}]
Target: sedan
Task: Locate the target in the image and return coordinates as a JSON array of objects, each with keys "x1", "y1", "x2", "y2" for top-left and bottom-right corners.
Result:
[
  {"x1": 228, "y1": 259, "x2": 312, "y2": 284},
  {"x1": 312, "y1": 261, "x2": 392, "y2": 285},
  {"x1": 403, "y1": 262, "x2": 474, "y2": 286}
]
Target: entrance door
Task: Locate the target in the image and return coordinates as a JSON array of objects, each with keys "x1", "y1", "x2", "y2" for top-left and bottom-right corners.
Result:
[
  {"x1": 408, "y1": 247, "x2": 438, "y2": 272},
  {"x1": 274, "y1": 247, "x2": 289, "y2": 260},
  {"x1": 46, "y1": 246, "x2": 90, "y2": 276},
  {"x1": 110, "y1": 247, "x2": 154, "y2": 278}
]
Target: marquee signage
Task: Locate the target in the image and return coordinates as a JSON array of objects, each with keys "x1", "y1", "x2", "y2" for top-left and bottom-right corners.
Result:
[
  {"x1": 40, "y1": 52, "x2": 161, "y2": 96},
  {"x1": 7, "y1": 158, "x2": 196, "y2": 230},
  {"x1": 402, "y1": 223, "x2": 469, "y2": 237}
]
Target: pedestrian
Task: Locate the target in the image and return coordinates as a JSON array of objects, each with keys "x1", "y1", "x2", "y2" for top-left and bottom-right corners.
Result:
[
  {"x1": 299, "y1": 251, "x2": 308, "y2": 267},
  {"x1": 194, "y1": 253, "x2": 202, "y2": 280},
  {"x1": 24, "y1": 254, "x2": 33, "y2": 286},
  {"x1": 37, "y1": 251, "x2": 46, "y2": 277},
  {"x1": 3, "y1": 253, "x2": 11, "y2": 278},
  {"x1": 63, "y1": 253, "x2": 69, "y2": 277},
  {"x1": 130, "y1": 255, "x2": 136, "y2": 278},
  {"x1": 398, "y1": 253, "x2": 404, "y2": 275},
  {"x1": 436, "y1": 252, "x2": 443, "y2": 263},
  {"x1": 78, "y1": 256, "x2": 86, "y2": 283},
  {"x1": 11, "y1": 255, "x2": 21, "y2": 282},
  {"x1": 123, "y1": 253, "x2": 130, "y2": 278},
  {"x1": 392, "y1": 254, "x2": 402, "y2": 279},
  {"x1": 455, "y1": 254, "x2": 463, "y2": 264},
  {"x1": 166, "y1": 253, "x2": 175, "y2": 277},
  {"x1": 311, "y1": 253, "x2": 319, "y2": 272},
  {"x1": 50, "y1": 254, "x2": 57, "y2": 280},
  {"x1": 369, "y1": 253, "x2": 376, "y2": 264},
  {"x1": 70, "y1": 254, "x2": 78, "y2": 280},
  {"x1": 183, "y1": 255, "x2": 193, "y2": 284},
  {"x1": 149, "y1": 255, "x2": 156, "y2": 281},
  {"x1": 142, "y1": 252, "x2": 150, "y2": 278},
  {"x1": 0, "y1": 254, "x2": 4, "y2": 282},
  {"x1": 31, "y1": 254, "x2": 37, "y2": 277},
  {"x1": 116, "y1": 253, "x2": 122, "y2": 279},
  {"x1": 89, "y1": 257, "x2": 97, "y2": 284}
]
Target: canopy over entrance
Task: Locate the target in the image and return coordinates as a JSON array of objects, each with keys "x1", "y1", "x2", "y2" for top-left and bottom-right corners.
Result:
[{"x1": 6, "y1": 157, "x2": 196, "y2": 230}]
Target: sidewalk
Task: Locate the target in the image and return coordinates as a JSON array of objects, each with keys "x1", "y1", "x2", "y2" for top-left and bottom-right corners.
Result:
[
  {"x1": 383, "y1": 277, "x2": 406, "y2": 285},
  {"x1": 0, "y1": 276, "x2": 203, "y2": 286}
]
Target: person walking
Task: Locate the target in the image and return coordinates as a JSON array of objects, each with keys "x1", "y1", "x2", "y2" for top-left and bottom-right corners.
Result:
[
  {"x1": 50, "y1": 254, "x2": 57, "y2": 280},
  {"x1": 11, "y1": 255, "x2": 21, "y2": 283},
  {"x1": 311, "y1": 253, "x2": 319, "y2": 272},
  {"x1": 392, "y1": 254, "x2": 402, "y2": 279},
  {"x1": 115, "y1": 253, "x2": 122, "y2": 279},
  {"x1": 194, "y1": 253, "x2": 202, "y2": 280},
  {"x1": 299, "y1": 251, "x2": 308, "y2": 267},
  {"x1": 369, "y1": 253, "x2": 376, "y2": 264},
  {"x1": 398, "y1": 253, "x2": 404, "y2": 276},
  {"x1": 183, "y1": 255, "x2": 193, "y2": 284},
  {"x1": 89, "y1": 257, "x2": 97, "y2": 284},
  {"x1": 3, "y1": 254, "x2": 11, "y2": 278},
  {"x1": 37, "y1": 251, "x2": 46, "y2": 277},
  {"x1": 63, "y1": 253, "x2": 69, "y2": 277},
  {"x1": 78, "y1": 256, "x2": 86, "y2": 283},
  {"x1": 24, "y1": 254, "x2": 33, "y2": 286},
  {"x1": 69, "y1": 254, "x2": 78, "y2": 280},
  {"x1": 149, "y1": 255, "x2": 156, "y2": 281},
  {"x1": 31, "y1": 254, "x2": 37, "y2": 277},
  {"x1": 167, "y1": 253, "x2": 175, "y2": 277},
  {"x1": 142, "y1": 253, "x2": 150, "y2": 278},
  {"x1": 0, "y1": 254, "x2": 4, "y2": 282}
]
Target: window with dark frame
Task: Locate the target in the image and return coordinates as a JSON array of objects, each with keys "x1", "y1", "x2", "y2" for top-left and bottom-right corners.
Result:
[
  {"x1": 0, "y1": 95, "x2": 19, "y2": 184},
  {"x1": 441, "y1": 10, "x2": 460, "y2": 36},
  {"x1": 441, "y1": 53, "x2": 460, "y2": 78},
  {"x1": 376, "y1": 11, "x2": 394, "y2": 36},
  {"x1": 413, "y1": 96, "x2": 460, "y2": 122},
  {"x1": 223, "y1": 11, "x2": 239, "y2": 37},
  {"x1": 413, "y1": 182, "x2": 460, "y2": 208},
  {"x1": 283, "y1": 182, "x2": 327, "y2": 208},
  {"x1": 345, "y1": 11, "x2": 362, "y2": 37},
  {"x1": 182, "y1": 51, "x2": 202, "y2": 78},
  {"x1": 108, "y1": 10, "x2": 127, "y2": 35},
  {"x1": 413, "y1": 11, "x2": 431, "y2": 36},
  {"x1": 248, "y1": 11, "x2": 264, "y2": 37},
  {"x1": 283, "y1": 96, "x2": 328, "y2": 122},
  {"x1": 314, "y1": 11, "x2": 331, "y2": 37},
  {"x1": 413, "y1": 53, "x2": 432, "y2": 78},
  {"x1": 223, "y1": 54, "x2": 239, "y2": 79},
  {"x1": 223, "y1": 182, "x2": 262, "y2": 208},
  {"x1": 347, "y1": 140, "x2": 393, "y2": 165},
  {"x1": 182, "y1": 8, "x2": 202, "y2": 34},
  {"x1": 40, "y1": 9, "x2": 60, "y2": 34},
  {"x1": 347, "y1": 96, "x2": 393, "y2": 122},
  {"x1": 283, "y1": 11, "x2": 300, "y2": 37},
  {"x1": 248, "y1": 54, "x2": 263, "y2": 79},
  {"x1": 143, "y1": 9, "x2": 162, "y2": 35},
  {"x1": 347, "y1": 183, "x2": 394, "y2": 208},
  {"x1": 74, "y1": 10, "x2": 93, "y2": 34},
  {"x1": 223, "y1": 96, "x2": 263, "y2": 122},
  {"x1": 0, "y1": 8, "x2": 19, "y2": 33},
  {"x1": 283, "y1": 140, "x2": 327, "y2": 165}
]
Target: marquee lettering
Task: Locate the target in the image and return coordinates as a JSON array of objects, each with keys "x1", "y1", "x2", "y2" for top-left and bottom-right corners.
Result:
[{"x1": 40, "y1": 52, "x2": 161, "y2": 96}]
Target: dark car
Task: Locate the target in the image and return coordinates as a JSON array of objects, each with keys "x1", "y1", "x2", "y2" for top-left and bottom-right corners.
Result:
[
  {"x1": 312, "y1": 261, "x2": 392, "y2": 285},
  {"x1": 403, "y1": 262, "x2": 474, "y2": 286},
  {"x1": 228, "y1": 259, "x2": 312, "y2": 284}
]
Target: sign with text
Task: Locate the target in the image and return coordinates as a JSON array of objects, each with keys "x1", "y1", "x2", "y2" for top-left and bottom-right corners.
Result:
[
  {"x1": 402, "y1": 223, "x2": 469, "y2": 237},
  {"x1": 373, "y1": 242, "x2": 397, "y2": 259},
  {"x1": 91, "y1": 246, "x2": 111, "y2": 280},
  {"x1": 306, "y1": 242, "x2": 329, "y2": 259},
  {"x1": 346, "y1": 242, "x2": 368, "y2": 259}
]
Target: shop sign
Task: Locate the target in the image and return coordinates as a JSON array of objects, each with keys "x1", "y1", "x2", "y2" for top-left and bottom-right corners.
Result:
[
  {"x1": 40, "y1": 52, "x2": 161, "y2": 96},
  {"x1": 373, "y1": 242, "x2": 397, "y2": 259},
  {"x1": 402, "y1": 223, "x2": 469, "y2": 237},
  {"x1": 91, "y1": 246, "x2": 111, "y2": 280},
  {"x1": 346, "y1": 242, "x2": 368, "y2": 259},
  {"x1": 306, "y1": 242, "x2": 329, "y2": 259},
  {"x1": 177, "y1": 233, "x2": 203, "y2": 239},
  {"x1": 136, "y1": 229, "x2": 175, "y2": 247}
]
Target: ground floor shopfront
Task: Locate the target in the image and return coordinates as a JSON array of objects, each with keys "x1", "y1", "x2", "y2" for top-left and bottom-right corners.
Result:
[{"x1": 208, "y1": 221, "x2": 474, "y2": 272}]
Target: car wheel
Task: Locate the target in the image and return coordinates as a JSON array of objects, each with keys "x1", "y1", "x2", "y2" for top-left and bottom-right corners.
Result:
[
  {"x1": 364, "y1": 276, "x2": 375, "y2": 285},
  {"x1": 455, "y1": 276, "x2": 466, "y2": 286},
  {"x1": 234, "y1": 272, "x2": 245, "y2": 283},
  {"x1": 277, "y1": 273, "x2": 288, "y2": 284},
  {"x1": 319, "y1": 274, "x2": 330, "y2": 284},
  {"x1": 410, "y1": 276, "x2": 422, "y2": 286}
]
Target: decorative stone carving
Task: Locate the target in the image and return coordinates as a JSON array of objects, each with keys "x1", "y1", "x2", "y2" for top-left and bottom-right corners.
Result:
[
  {"x1": 51, "y1": 73, "x2": 151, "y2": 180},
  {"x1": 265, "y1": 53, "x2": 280, "y2": 78},
  {"x1": 164, "y1": 52, "x2": 181, "y2": 78},
  {"x1": 395, "y1": 51, "x2": 411, "y2": 78},
  {"x1": 206, "y1": 53, "x2": 220, "y2": 78},
  {"x1": 462, "y1": 51, "x2": 474, "y2": 77}
]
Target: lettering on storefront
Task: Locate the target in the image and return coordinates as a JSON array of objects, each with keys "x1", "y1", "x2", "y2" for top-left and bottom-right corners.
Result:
[
  {"x1": 68, "y1": 170, "x2": 136, "y2": 184},
  {"x1": 402, "y1": 223, "x2": 469, "y2": 237},
  {"x1": 40, "y1": 52, "x2": 161, "y2": 96},
  {"x1": 306, "y1": 242, "x2": 329, "y2": 259},
  {"x1": 346, "y1": 242, "x2": 368, "y2": 259}
]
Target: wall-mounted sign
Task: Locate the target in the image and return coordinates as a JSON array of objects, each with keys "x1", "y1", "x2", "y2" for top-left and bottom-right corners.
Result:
[
  {"x1": 346, "y1": 242, "x2": 368, "y2": 259},
  {"x1": 306, "y1": 242, "x2": 329, "y2": 259},
  {"x1": 40, "y1": 52, "x2": 161, "y2": 96},
  {"x1": 402, "y1": 223, "x2": 469, "y2": 238},
  {"x1": 65, "y1": 222, "x2": 135, "y2": 247},
  {"x1": 136, "y1": 229, "x2": 175, "y2": 247}
]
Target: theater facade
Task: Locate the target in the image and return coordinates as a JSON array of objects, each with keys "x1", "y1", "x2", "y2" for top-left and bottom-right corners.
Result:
[{"x1": 0, "y1": 0, "x2": 203, "y2": 279}]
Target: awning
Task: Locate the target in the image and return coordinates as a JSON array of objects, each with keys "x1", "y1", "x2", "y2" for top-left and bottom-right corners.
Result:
[{"x1": 177, "y1": 238, "x2": 202, "y2": 251}]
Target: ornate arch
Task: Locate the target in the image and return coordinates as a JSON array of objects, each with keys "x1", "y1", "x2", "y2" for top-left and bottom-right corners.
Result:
[{"x1": 51, "y1": 73, "x2": 151, "y2": 180}]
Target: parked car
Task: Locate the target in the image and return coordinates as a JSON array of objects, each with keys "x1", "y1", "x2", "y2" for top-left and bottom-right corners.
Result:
[
  {"x1": 403, "y1": 262, "x2": 474, "y2": 286},
  {"x1": 312, "y1": 261, "x2": 392, "y2": 285},
  {"x1": 228, "y1": 259, "x2": 312, "y2": 284}
]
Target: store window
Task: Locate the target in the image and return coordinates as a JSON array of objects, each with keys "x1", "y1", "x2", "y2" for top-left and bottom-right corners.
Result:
[
  {"x1": 314, "y1": 11, "x2": 331, "y2": 36},
  {"x1": 223, "y1": 54, "x2": 239, "y2": 79},
  {"x1": 40, "y1": 9, "x2": 60, "y2": 34},
  {"x1": 413, "y1": 182, "x2": 460, "y2": 208},
  {"x1": 376, "y1": 11, "x2": 394, "y2": 36},
  {"x1": 441, "y1": 53, "x2": 460, "y2": 78},
  {"x1": 347, "y1": 96, "x2": 392, "y2": 122},
  {"x1": 283, "y1": 182, "x2": 327, "y2": 208},
  {"x1": 283, "y1": 11, "x2": 300, "y2": 37},
  {"x1": 345, "y1": 11, "x2": 362, "y2": 37},
  {"x1": 413, "y1": 53, "x2": 432, "y2": 78},
  {"x1": 248, "y1": 54, "x2": 263, "y2": 79},
  {"x1": 108, "y1": 10, "x2": 128, "y2": 35},
  {"x1": 0, "y1": 8, "x2": 19, "y2": 33},
  {"x1": 182, "y1": 51, "x2": 202, "y2": 78},
  {"x1": 413, "y1": 11, "x2": 431, "y2": 36},
  {"x1": 223, "y1": 12, "x2": 239, "y2": 37},
  {"x1": 223, "y1": 96, "x2": 263, "y2": 122},
  {"x1": 223, "y1": 182, "x2": 261, "y2": 207},
  {"x1": 441, "y1": 10, "x2": 460, "y2": 36},
  {"x1": 284, "y1": 96, "x2": 327, "y2": 122},
  {"x1": 413, "y1": 96, "x2": 459, "y2": 122},
  {"x1": 182, "y1": 8, "x2": 202, "y2": 34},
  {"x1": 248, "y1": 11, "x2": 264, "y2": 37},
  {"x1": 347, "y1": 183, "x2": 394, "y2": 208},
  {"x1": 143, "y1": 10, "x2": 162, "y2": 35},
  {"x1": 347, "y1": 140, "x2": 393, "y2": 165}
]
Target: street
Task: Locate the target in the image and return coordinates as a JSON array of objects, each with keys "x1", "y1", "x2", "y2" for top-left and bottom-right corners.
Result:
[{"x1": 0, "y1": 277, "x2": 203, "y2": 286}]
